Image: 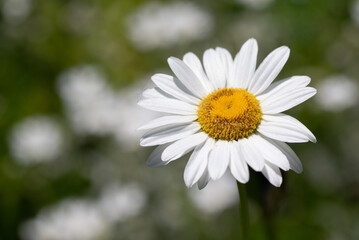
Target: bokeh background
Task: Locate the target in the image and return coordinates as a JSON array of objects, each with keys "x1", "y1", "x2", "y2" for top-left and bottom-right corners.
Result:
[{"x1": 1, "y1": 0, "x2": 359, "y2": 239}]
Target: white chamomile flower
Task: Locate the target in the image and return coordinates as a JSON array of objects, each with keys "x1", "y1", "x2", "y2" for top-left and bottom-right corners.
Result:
[{"x1": 138, "y1": 38, "x2": 316, "y2": 189}]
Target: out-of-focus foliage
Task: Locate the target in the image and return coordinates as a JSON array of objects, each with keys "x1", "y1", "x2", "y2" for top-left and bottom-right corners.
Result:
[{"x1": 0, "y1": 0, "x2": 359, "y2": 239}]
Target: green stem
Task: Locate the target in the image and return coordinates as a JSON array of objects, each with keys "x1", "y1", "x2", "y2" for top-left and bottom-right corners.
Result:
[{"x1": 237, "y1": 182, "x2": 250, "y2": 240}]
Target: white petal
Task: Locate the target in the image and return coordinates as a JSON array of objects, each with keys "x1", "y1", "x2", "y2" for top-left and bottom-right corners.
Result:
[
  {"x1": 147, "y1": 144, "x2": 171, "y2": 168},
  {"x1": 260, "y1": 87, "x2": 316, "y2": 114},
  {"x1": 197, "y1": 168, "x2": 211, "y2": 190},
  {"x1": 208, "y1": 140, "x2": 230, "y2": 180},
  {"x1": 203, "y1": 49, "x2": 227, "y2": 89},
  {"x1": 257, "y1": 76, "x2": 311, "y2": 103},
  {"x1": 142, "y1": 87, "x2": 170, "y2": 99},
  {"x1": 161, "y1": 132, "x2": 208, "y2": 162},
  {"x1": 138, "y1": 97, "x2": 197, "y2": 115},
  {"x1": 229, "y1": 141, "x2": 249, "y2": 183},
  {"x1": 250, "y1": 134, "x2": 290, "y2": 171},
  {"x1": 184, "y1": 138, "x2": 215, "y2": 187},
  {"x1": 229, "y1": 38, "x2": 258, "y2": 89},
  {"x1": 216, "y1": 47, "x2": 234, "y2": 84},
  {"x1": 140, "y1": 123, "x2": 200, "y2": 147},
  {"x1": 258, "y1": 114, "x2": 316, "y2": 143},
  {"x1": 262, "y1": 161, "x2": 282, "y2": 187},
  {"x1": 241, "y1": 137, "x2": 265, "y2": 171},
  {"x1": 249, "y1": 46, "x2": 290, "y2": 95},
  {"x1": 183, "y1": 52, "x2": 214, "y2": 92},
  {"x1": 168, "y1": 57, "x2": 208, "y2": 98},
  {"x1": 265, "y1": 139, "x2": 303, "y2": 173},
  {"x1": 137, "y1": 115, "x2": 197, "y2": 131},
  {"x1": 151, "y1": 74, "x2": 200, "y2": 105}
]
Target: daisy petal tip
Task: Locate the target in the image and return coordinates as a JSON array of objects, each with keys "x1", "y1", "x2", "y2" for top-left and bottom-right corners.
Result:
[
  {"x1": 160, "y1": 151, "x2": 172, "y2": 162},
  {"x1": 147, "y1": 153, "x2": 169, "y2": 168},
  {"x1": 184, "y1": 178, "x2": 195, "y2": 189},
  {"x1": 294, "y1": 75, "x2": 311, "y2": 85},
  {"x1": 183, "y1": 52, "x2": 195, "y2": 59},
  {"x1": 208, "y1": 159, "x2": 227, "y2": 180},
  {"x1": 167, "y1": 56, "x2": 179, "y2": 65},
  {"x1": 236, "y1": 177, "x2": 249, "y2": 184},
  {"x1": 197, "y1": 182, "x2": 207, "y2": 190},
  {"x1": 305, "y1": 87, "x2": 317, "y2": 100},
  {"x1": 137, "y1": 99, "x2": 145, "y2": 107},
  {"x1": 246, "y1": 38, "x2": 258, "y2": 46},
  {"x1": 139, "y1": 140, "x2": 147, "y2": 147},
  {"x1": 277, "y1": 46, "x2": 290, "y2": 58},
  {"x1": 184, "y1": 179, "x2": 191, "y2": 188},
  {"x1": 150, "y1": 74, "x2": 158, "y2": 81},
  {"x1": 150, "y1": 73, "x2": 165, "y2": 83},
  {"x1": 273, "y1": 181, "x2": 282, "y2": 188},
  {"x1": 208, "y1": 171, "x2": 218, "y2": 181},
  {"x1": 146, "y1": 161, "x2": 158, "y2": 168},
  {"x1": 304, "y1": 75, "x2": 311, "y2": 82},
  {"x1": 281, "y1": 45, "x2": 290, "y2": 52},
  {"x1": 252, "y1": 160, "x2": 265, "y2": 172},
  {"x1": 269, "y1": 175, "x2": 283, "y2": 187},
  {"x1": 311, "y1": 87, "x2": 318, "y2": 96},
  {"x1": 251, "y1": 163, "x2": 264, "y2": 172},
  {"x1": 167, "y1": 56, "x2": 176, "y2": 61},
  {"x1": 282, "y1": 166, "x2": 291, "y2": 172}
]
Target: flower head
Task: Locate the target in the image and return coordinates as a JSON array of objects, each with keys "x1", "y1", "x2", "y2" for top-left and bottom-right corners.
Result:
[
  {"x1": 9, "y1": 116, "x2": 63, "y2": 164},
  {"x1": 138, "y1": 39, "x2": 316, "y2": 189}
]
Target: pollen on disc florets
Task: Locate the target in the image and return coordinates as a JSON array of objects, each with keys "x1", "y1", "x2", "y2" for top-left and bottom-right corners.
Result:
[{"x1": 197, "y1": 88, "x2": 262, "y2": 141}]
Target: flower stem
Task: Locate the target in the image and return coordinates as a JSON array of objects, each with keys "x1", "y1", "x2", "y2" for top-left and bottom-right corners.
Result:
[{"x1": 237, "y1": 181, "x2": 250, "y2": 240}]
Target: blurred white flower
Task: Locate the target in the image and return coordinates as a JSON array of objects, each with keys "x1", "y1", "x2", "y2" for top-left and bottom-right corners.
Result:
[
  {"x1": 237, "y1": 0, "x2": 274, "y2": 9},
  {"x1": 9, "y1": 116, "x2": 63, "y2": 165},
  {"x1": 20, "y1": 183, "x2": 146, "y2": 240},
  {"x1": 97, "y1": 183, "x2": 147, "y2": 222},
  {"x1": 316, "y1": 75, "x2": 358, "y2": 112},
  {"x1": 58, "y1": 65, "x2": 160, "y2": 150},
  {"x1": 2, "y1": 0, "x2": 31, "y2": 23},
  {"x1": 126, "y1": 2, "x2": 213, "y2": 51},
  {"x1": 57, "y1": 65, "x2": 122, "y2": 136},
  {"x1": 58, "y1": 66, "x2": 107, "y2": 106},
  {"x1": 189, "y1": 173, "x2": 238, "y2": 214},
  {"x1": 20, "y1": 200, "x2": 109, "y2": 240},
  {"x1": 351, "y1": 0, "x2": 359, "y2": 27}
]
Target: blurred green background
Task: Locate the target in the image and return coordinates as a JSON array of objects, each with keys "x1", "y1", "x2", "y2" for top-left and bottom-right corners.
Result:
[{"x1": 1, "y1": 0, "x2": 359, "y2": 239}]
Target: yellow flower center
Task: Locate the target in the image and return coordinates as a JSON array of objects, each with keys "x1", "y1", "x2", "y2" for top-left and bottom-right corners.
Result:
[{"x1": 197, "y1": 88, "x2": 262, "y2": 141}]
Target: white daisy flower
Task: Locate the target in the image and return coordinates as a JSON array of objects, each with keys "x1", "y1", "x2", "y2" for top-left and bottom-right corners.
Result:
[{"x1": 138, "y1": 39, "x2": 317, "y2": 189}]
